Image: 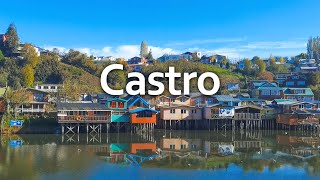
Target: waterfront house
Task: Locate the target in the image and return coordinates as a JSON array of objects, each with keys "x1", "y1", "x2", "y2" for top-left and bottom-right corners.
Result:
[
  {"x1": 158, "y1": 95, "x2": 191, "y2": 107},
  {"x1": 282, "y1": 87, "x2": 314, "y2": 101},
  {"x1": 17, "y1": 88, "x2": 49, "y2": 115},
  {"x1": 159, "y1": 105, "x2": 203, "y2": 121},
  {"x1": 35, "y1": 84, "x2": 63, "y2": 93},
  {"x1": 57, "y1": 103, "x2": 112, "y2": 124},
  {"x1": 203, "y1": 105, "x2": 261, "y2": 121},
  {"x1": 273, "y1": 99, "x2": 320, "y2": 126},
  {"x1": 107, "y1": 95, "x2": 158, "y2": 124},
  {"x1": 251, "y1": 81, "x2": 282, "y2": 100}
]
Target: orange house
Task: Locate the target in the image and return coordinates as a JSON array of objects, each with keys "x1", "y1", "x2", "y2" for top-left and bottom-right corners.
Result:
[
  {"x1": 127, "y1": 96, "x2": 159, "y2": 124},
  {"x1": 131, "y1": 143, "x2": 156, "y2": 154}
]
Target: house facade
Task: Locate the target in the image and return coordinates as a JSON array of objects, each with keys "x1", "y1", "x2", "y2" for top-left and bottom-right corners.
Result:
[
  {"x1": 17, "y1": 88, "x2": 50, "y2": 115},
  {"x1": 282, "y1": 88, "x2": 314, "y2": 101},
  {"x1": 127, "y1": 57, "x2": 149, "y2": 72},
  {"x1": 35, "y1": 84, "x2": 63, "y2": 93},
  {"x1": 251, "y1": 82, "x2": 282, "y2": 100},
  {"x1": 280, "y1": 74, "x2": 307, "y2": 87}
]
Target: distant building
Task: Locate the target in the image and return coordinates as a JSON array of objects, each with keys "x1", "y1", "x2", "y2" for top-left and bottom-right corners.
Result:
[
  {"x1": 251, "y1": 81, "x2": 282, "y2": 100},
  {"x1": 35, "y1": 84, "x2": 63, "y2": 93},
  {"x1": 237, "y1": 61, "x2": 245, "y2": 70},
  {"x1": 158, "y1": 54, "x2": 191, "y2": 62},
  {"x1": 127, "y1": 57, "x2": 149, "y2": 72}
]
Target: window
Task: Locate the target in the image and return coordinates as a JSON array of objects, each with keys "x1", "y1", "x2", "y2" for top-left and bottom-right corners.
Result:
[
  {"x1": 137, "y1": 111, "x2": 152, "y2": 117},
  {"x1": 50, "y1": 86, "x2": 56, "y2": 89},
  {"x1": 192, "y1": 109, "x2": 197, "y2": 113},
  {"x1": 110, "y1": 101, "x2": 116, "y2": 108},
  {"x1": 261, "y1": 90, "x2": 270, "y2": 95},
  {"x1": 295, "y1": 89, "x2": 305, "y2": 94},
  {"x1": 180, "y1": 98, "x2": 186, "y2": 102},
  {"x1": 297, "y1": 81, "x2": 306, "y2": 86},
  {"x1": 271, "y1": 90, "x2": 280, "y2": 95},
  {"x1": 170, "y1": 109, "x2": 175, "y2": 114},
  {"x1": 299, "y1": 104, "x2": 304, "y2": 109},
  {"x1": 170, "y1": 98, "x2": 175, "y2": 102},
  {"x1": 34, "y1": 94, "x2": 44, "y2": 101},
  {"x1": 169, "y1": 145, "x2": 175, "y2": 150},
  {"x1": 118, "y1": 102, "x2": 124, "y2": 108},
  {"x1": 181, "y1": 109, "x2": 187, "y2": 114},
  {"x1": 180, "y1": 144, "x2": 186, "y2": 149},
  {"x1": 286, "y1": 81, "x2": 294, "y2": 86},
  {"x1": 191, "y1": 144, "x2": 197, "y2": 149},
  {"x1": 292, "y1": 75, "x2": 299, "y2": 79},
  {"x1": 306, "y1": 104, "x2": 312, "y2": 109},
  {"x1": 43, "y1": 86, "x2": 48, "y2": 89}
]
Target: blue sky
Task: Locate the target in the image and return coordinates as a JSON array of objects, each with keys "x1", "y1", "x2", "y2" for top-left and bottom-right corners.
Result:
[{"x1": 0, "y1": 0, "x2": 319, "y2": 59}]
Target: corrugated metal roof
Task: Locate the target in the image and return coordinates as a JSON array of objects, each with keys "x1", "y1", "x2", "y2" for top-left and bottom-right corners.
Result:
[
  {"x1": 282, "y1": 88, "x2": 314, "y2": 96},
  {"x1": 214, "y1": 95, "x2": 240, "y2": 102}
]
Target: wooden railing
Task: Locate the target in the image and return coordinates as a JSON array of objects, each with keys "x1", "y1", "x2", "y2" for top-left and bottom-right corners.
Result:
[
  {"x1": 211, "y1": 113, "x2": 261, "y2": 120},
  {"x1": 58, "y1": 115, "x2": 111, "y2": 123}
]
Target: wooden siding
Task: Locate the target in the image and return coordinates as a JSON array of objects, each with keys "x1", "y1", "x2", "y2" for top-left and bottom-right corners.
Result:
[
  {"x1": 160, "y1": 107, "x2": 202, "y2": 120},
  {"x1": 130, "y1": 114, "x2": 156, "y2": 124},
  {"x1": 276, "y1": 114, "x2": 319, "y2": 125}
]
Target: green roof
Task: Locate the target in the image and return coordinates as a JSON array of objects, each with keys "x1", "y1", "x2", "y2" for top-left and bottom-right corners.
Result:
[{"x1": 282, "y1": 88, "x2": 314, "y2": 96}]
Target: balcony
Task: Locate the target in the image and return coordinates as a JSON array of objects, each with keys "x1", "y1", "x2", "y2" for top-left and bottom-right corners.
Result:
[
  {"x1": 58, "y1": 115, "x2": 111, "y2": 123},
  {"x1": 211, "y1": 113, "x2": 261, "y2": 120}
]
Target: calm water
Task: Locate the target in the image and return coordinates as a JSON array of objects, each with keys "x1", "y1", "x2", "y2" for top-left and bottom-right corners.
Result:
[{"x1": 1, "y1": 130, "x2": 320, "y2": 180}]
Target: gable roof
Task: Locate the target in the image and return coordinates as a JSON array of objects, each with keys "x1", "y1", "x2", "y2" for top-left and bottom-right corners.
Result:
[
  {"x1": 127, "y1": 96, "x2": 150, "y2": 108},
  {"x1": 282, "y1": 88, "x2": 314, "y2": 96},
  {"x1": 214, "y1": 95, "x2": 240, "y2": 102},
  {"x1": 129, "y1": 107, "x2": 159, "y2": 114}
]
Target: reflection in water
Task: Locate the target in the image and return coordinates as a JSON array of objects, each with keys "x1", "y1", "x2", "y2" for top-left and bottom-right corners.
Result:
[{"x1": 0, "y1": 130, "x2": 320, "y2": 179}]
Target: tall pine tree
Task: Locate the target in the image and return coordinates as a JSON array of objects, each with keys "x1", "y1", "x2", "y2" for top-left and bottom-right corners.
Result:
[
  {"x1": 4, "y1": 23, "x2": 20, "y2": 57},
  {"x1": 140, "y1": 41, "x2": 148, "y2": 58}
]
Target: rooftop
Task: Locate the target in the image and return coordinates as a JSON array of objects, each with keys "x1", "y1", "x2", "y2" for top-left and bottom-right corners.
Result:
[{"x1": 57, "y1": 103, "x2": 111, "y2": 111}]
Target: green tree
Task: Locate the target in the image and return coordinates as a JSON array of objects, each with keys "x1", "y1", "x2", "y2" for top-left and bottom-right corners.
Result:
[
  {"x1": 0, "y1": 50, "x2": 4, "y2": 61},
  {"x1": 140, "y1": 41, "x2": 148, "y2": 58},
  {"x1": 22, "y1": 44, "x2": 40, "y2": 68},
  {"x1": 243, "y1": 58, "x2": 252, "y2": 75},
  {"x1": 146, "y1": 48, "x2": 154, "y2": 59},
  {"x1": 21, "y1": 64, "x2": 34, "y2": 87},
  {"x1": 279, "y1": 57, "x2": 285, "y2": 64},
  {"x1": 226, "y1": 62, "x2": 230, "y2": 69},
  {"x1": 35, "y1": 58, "x2": 62, "y2": 83},
  {"x1": 255, "y1": 60, "x2": 266, "y2": 73},
  {"x1": 3, "y1": 23, "x2": 20, "y2": 57}
]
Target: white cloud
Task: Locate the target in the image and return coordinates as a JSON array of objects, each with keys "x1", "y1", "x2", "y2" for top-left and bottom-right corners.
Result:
[{"x1": 44, "y1": 45, "x2": 179, "y2": 59}]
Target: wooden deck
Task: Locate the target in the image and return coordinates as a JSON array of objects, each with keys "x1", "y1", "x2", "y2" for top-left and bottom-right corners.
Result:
[
  {"x1": 211, "y1": 113, "x2": 261, "y2": 120},
  {"x1": 58, "y1": 115, "x2": 111, "y2": 123}
]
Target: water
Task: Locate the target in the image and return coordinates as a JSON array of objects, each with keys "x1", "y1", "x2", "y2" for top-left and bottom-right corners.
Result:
[{"x1": 1, "y1": 130, "x2": 320, "y2": 180}]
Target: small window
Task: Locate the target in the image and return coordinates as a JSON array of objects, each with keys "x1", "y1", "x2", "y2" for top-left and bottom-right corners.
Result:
[
  {"x1": 170, "y1": 109, "x2": 175, "y2": 114},
  {"x1": 299, "y1": 104, "x2": 304, "y2": 109},
  {"x1": 170, "y1": 99, "x2": 175, "y2": 102},
  {"x1": 169, "y1": 145, "x2": 175, "y2": 150},
  {"x1": 181, "y1": 109, "x2": 187, "y2": 114},
  {"x1": 180, "y1": 144, "x2": 186, "y2": 149},
  {"x1": 110, "y1": 101, "x2": 116, "y2": 108},
  {"x1": 43, "y1": 86, "x2": 48, "y2": 89},
  {"x1": 191, "y1": 144, "x2": 197, "y2": 149},
  {"x1": 118, "y1": 102, "x2": 124, "y2": 108},
  {"x1": 50, "y1": 86, "x2": 56, "y2": 89}
]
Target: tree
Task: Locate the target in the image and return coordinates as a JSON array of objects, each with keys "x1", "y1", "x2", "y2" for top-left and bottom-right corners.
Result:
[
  {"x1": 243, "y1": 58, "x2": 252, "y2": 75},
  {"x1": 209, "y1": 56, "x2": 216, "y2": 64},
  {"x1": 252, "y1": 56, "x2": 260, "y2": 63},
  {"x1": 140, "y1": 41, "x2": 148, "y2": 58},
  {"x1": 0, "y1": 50, "x2": 4, "y2": 61},
  {"x1": 279, "y1": 57, "x2": 285, "y2": 64},
  {"x1": 309, "y1": 72, "x2": 320, "y2": 86},
  {"x1": 3, "y1": 23, "x2": 20, "y2": 57},
  {"x1": 255, "y1": 60, "x2": 266, "y2": 73},
  {"x1": 35, "y1": 58, "x2": 62, "y2": 83},
  {"x1": 146, "y1": 49, "x2": 154, "y2": 59},
  {"x1": 226, "y1": 62, "x2": 230, "y2": 69},
  {"x1": 22, "y1": 44, "x2": 40, "y2": 68},
  {"x1": 21, "y1": 64, "x2": 34, "y2": 87},
  {"x1": 259, "y1": 71, "x2": 274, "y2": 81},
  {"x1": 5, "y1": 88, "x2": 30, "y2": 117}
]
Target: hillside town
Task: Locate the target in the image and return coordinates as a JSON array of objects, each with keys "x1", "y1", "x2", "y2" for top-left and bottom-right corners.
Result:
[{"x1": 1, "y1": 24, "x2": 320, "y2": 134}]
